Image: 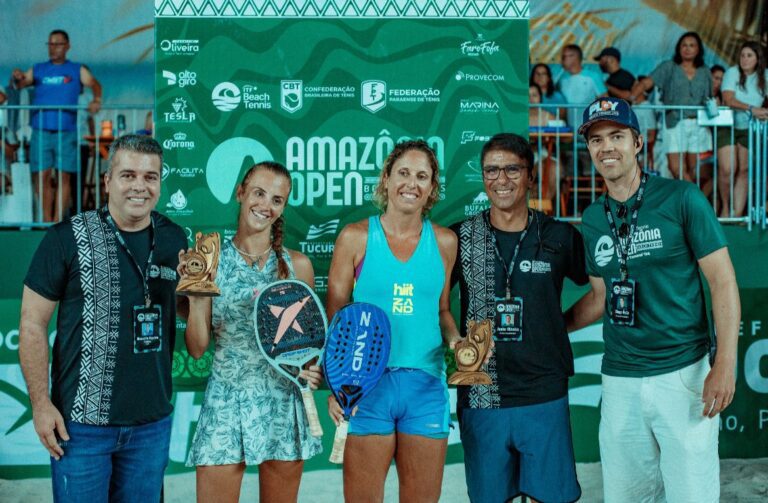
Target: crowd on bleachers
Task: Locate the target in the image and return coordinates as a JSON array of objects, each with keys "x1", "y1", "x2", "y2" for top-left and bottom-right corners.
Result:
[{"x1": 529, "y1": 32, "x2": 768, "y2": 219}]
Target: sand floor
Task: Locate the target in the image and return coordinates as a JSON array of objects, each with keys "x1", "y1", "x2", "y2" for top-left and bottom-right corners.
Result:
[{"x1": 1, "y1": 459, "x2": 767, "y2": 502}]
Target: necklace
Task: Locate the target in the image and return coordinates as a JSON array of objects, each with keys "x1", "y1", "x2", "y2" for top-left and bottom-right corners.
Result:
[{"x1": 231, "y1": 238, "x2": 272, "y2": 267}]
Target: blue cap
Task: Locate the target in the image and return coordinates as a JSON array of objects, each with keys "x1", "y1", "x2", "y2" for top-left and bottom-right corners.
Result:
[{"x1": 578, "y1": 97, "x2": 640, "y2": 137}]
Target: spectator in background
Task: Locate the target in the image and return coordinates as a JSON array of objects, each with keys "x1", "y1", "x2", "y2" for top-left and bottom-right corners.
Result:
[
  {"x1": 136, "y1": 111, "x2": 154, "y2": 136},
  {"x1": 630, "y1": 32, "x2": 712, "y2": 183},
  {"x1": 556, "y1": 44, "x2": 607, "y2": 129},
  {"x1": 717, "y1": 41, "x2": 768, "y2": 217},
  {"x1": 530, "y1": 63, "x2": 566, "y2": 112},
  {"x1": 633, "y1": 75, "x2": 659, "y2": 171},
  {"x1": 595, "y1": 47, "x2": 635, "y2": 99},
  {"x1": 11, "y1": 29, "x2": 103, "y2": 223},
  {"x1": 711, "y1": 64, "x2": 726, "y2": 105},
  {"x1": 529, "y1": 84, "x2": 555, "y2": 127}
]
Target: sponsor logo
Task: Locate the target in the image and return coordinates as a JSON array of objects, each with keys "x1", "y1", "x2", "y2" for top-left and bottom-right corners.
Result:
[
  {"x1": 41, "y1": 76, "x2": 72, "y2": 85},
  {"x1": 595, "y1": 226, "x2": 664, "y2": 267},
  {"x1": 162, "y1": 162, "x2": 170, "y2": 181},
  {"x1": 281, "y1": 80, "x2": 303, "y2": 113},
  {"x1": 306, "y1": 219, "x2": 339, "y2": 240},
  {"x1": 454, "y1": 71, "x2": 505, "y2": 82},
  {"x1": 463, "y1": 159, "x2": 483, "y2": 183},
  {"x1": 460, "y1": 131, "x2": 492, "y2": 144},
  {"x1": 361, "y1": 80, "x2": 387, "y2": 113},
  {"x1": 314, "y1": 275, "x2": 328, "y2": 293},
  {"x1": 280, "y1": 80, "x2": 355, "y2": 113},
  {"x1": 162, "y1": 132, "x2": 195, "y2": 150},
  {"x1": 163, "y1": 98, "x2": 196, "y2": 123},
  {"x1": 211, "y1": 82, "x2": 241, "y2": 111},
  {"x1": 392, "y1": 283, "x2": 414, "y2": 315},
  {"x1": 162, "y1": 70, "x2": 197, "y2": 87},
  {"x1": 519, "y1": 260, "x2": 552, "y2": 274},
  {"x1": 159, "y1": 39, "x2": 200, "y2": 55},
  {"x1": 166, "y1": 189, "x2": 193, "y2": 216},
  {"x1": 164, "y1": 163, "x2": 204, "y2": 179},
  {"x1": 299, "y1": 219, "x2": 339, "y2": 257},
  {"x1": 460, "y1": 34, "x2": 500, "y2": 57},
  {"x1": 360, "y1": 80, "x2": 440, "y2": 113},
  {"x1": 464, "y1": 191, "x2": 490, "y2": 216},
  {"x1": 206, "y1": 138, "x2": 274, "y2": 205},
  {"x1": 460, "y1": 99, "x2": 500, "y2": 114},
  {"x1": 212, "y1": 82, "x2": 271, "y2": 111},
  {"x1": 594, "y1": 235, "x2": 615, "y2": 267}
]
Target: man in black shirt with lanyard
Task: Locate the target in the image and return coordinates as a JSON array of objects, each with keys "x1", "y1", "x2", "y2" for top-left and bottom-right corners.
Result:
[
  {"x1": 451, "y1": 133, "x2": 588, "y2": 503},
  {"x1": 19, "y1": 134, "x2": 187, "y2": 502}
]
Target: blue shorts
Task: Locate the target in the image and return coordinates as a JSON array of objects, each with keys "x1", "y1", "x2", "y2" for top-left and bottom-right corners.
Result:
[
  {"x1": 459, "y1": 396, "x2": 581, "y2": 503},
  {"x1": 348, "y1": 368, "x2": 450, "y2": 439},
  {"x1": 30, "y1": 129, "x2": 78, "y2": 173}
]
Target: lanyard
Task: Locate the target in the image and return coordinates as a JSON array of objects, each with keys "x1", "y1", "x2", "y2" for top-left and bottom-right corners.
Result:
[
  {"x1": 102, "y1": 208, "x2": 156, "y2": 307},
  {"x1": 485, "y1": 209, "x2": 532, "y2": 298},
  {"x1": 603, "y1": 172, "x2": 648, "y2": 281}
]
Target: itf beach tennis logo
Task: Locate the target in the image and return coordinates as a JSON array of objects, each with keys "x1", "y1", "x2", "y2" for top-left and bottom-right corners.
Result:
[
  {"x1": 595, "y1": 235, "x2": 615, "y2": 267},
  {"x1": 281, "y1": 80, "x2": 303, "y2": 113},
  {"x1": 361, "y1": 80, "x2": 387, "y2": 113},
  {"x1": 212, "y1": 82, "x2": 241, "y2": 111}
]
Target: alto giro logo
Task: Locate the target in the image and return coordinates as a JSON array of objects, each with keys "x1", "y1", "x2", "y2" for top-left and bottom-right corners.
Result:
[
  {"x1": 361, "y1": 80, "x2": 387, "y2": 113},
  {"x1": 212, "y1": 82, "x2": 241, "y2": 112},
  {"x1": 595, "y1": 235, "x2": 615, "y2": 267},
  {"x1": 162, "y1": 70, "x2": 197, "y2": 87}
]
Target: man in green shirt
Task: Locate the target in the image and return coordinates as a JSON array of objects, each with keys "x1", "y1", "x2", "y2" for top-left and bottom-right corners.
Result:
[{"x1": 570, "y1": 97, "x2": 739, "y2": 502}]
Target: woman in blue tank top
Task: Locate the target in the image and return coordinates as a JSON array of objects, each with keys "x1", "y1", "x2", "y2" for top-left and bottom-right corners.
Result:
[{"x1": 326, "y1": 140, "x2": 462, "y2": 502}]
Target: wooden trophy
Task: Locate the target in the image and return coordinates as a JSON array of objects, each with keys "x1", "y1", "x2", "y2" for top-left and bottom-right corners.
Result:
[
  {"x1": 448, "y1": 319, "x2": 493, "y2": 385},
  {"x1": 176, "y1": 232, "x2": 221, "y2": 297}
]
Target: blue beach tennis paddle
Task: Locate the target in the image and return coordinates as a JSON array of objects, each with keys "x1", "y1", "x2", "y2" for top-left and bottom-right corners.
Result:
[
  {"x1": 254, "y1": 280, "x2": 328, "y2": 437},
  {"x1": 323, "y1": 302, "x2": 391, "y2": 463}
]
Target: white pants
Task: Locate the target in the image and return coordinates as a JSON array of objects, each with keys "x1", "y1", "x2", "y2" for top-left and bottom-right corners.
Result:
[
  {"x1": 600, "y1": 357, "x2": 720, "y2": 503},
  {"x1": 663, "y1": 118, "x2": 713, "y2": 154}
]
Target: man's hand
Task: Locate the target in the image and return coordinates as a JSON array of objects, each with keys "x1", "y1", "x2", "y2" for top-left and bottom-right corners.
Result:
[
  {"x1": 87, "y1": 99, "x2": 102, "y2": 115},
  {"x1": 32, "y1": 399, "x2": 69, "y2": 460},
  {"x1": 701, "y1": 360, "x2": 735, "y2": 418}
]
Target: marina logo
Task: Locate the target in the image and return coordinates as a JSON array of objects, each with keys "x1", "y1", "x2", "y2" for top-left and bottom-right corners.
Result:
[
  {"x1": 306, "y1": 219, "x2": 340, "y2": 240},
  {"x1": 163, "y1": 132, "x2": 195, "y2": 150},
  {"x1": 162, "y1": 70, "x2": 197, "y2": 87},
  {"x1": 281, "y1": 80, "x2": 303, "y2": 113},
  {"x1": 159, "y1": 39, "x2": 200, "y2": 55},
  {"x1": 164, "y1": 98, "x2": 196, "y2": 123},
  {"x1": 460, "y1": 35, "x2": 500, "y2": 57},
  {"x1": 361, "y1": 80, "x2": 387, "y2": 113},
  {"x1": 455, "y1": 71, "x2": 505, "y2": 82},
  {"x1": 212, "y1": 82, "x2": 241, "y2": 111},
  {"x1": 459, "y1": 99, "x2": 500, "y2": 113},
  {"x1": 595, "y1": 235, "x2": 615, "y2": 267}
]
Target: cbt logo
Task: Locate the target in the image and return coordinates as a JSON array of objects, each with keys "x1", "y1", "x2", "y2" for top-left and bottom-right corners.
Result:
[
  {"x1": 212, "y1": 82, "x2": 241, "y2": 111},
  {"x1": 162, "y1": 70, "x2": 197, "y2": 87},
  {"x1": 281, "y1": 80, "x2": 303, "y2": 113},
  {"x1": 595, "y1": 235, "x2": 615, "y2": 267},
  {"x1": 361, "y1": 80, "x2": 387, "y2": 113}
]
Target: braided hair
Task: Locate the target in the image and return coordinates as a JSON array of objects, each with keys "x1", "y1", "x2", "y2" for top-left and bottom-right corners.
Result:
[{"x1": 239, "y1": 161, "x2": 292, "y2": 279}]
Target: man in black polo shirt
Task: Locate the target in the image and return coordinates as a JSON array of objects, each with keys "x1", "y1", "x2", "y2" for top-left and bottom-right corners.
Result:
[
  {"x1": 451, "y1": 133, "x2": 588, "y2": 503},
  {"x1": 594, "y1": 47, "x2": 636, "y2": 99},
  {"x1": 19, "y1": 134, "x2": 187, "y2": 502}
]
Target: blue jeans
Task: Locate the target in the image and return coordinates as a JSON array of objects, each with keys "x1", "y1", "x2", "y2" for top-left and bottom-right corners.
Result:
[{"x1": 51, "y1": 414, "x2": 172, "y2": 503}]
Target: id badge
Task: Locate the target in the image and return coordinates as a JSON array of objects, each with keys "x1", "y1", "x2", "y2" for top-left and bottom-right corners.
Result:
[
  {"x1": 494, "y1": 295, "x2": 523, "y2": 342},
  {"x1": 133, "y1": 305, "x2": 162, "y2": 353},
  {"x1": 609, "y1": 278, "x2": 636, "y2": 326}
]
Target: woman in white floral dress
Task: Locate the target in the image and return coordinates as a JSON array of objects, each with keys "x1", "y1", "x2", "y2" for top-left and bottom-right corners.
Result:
[{"x1": 180, "y1": 162, "x2": 322, "y2": 503}]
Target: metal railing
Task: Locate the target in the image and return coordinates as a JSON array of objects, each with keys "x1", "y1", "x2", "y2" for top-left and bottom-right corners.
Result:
[
  {"x1": 0, "y1": 104, "x2": 152, "y2": 227},
  {"x1": 530, "y1": 103, "x2": 767, "y2": 229}
]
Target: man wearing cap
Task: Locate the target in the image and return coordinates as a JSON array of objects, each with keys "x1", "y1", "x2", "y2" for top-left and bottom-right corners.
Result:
[
  {"x1": 569, "y1": 97, "x2": 739, "y2": 502},
  {"x1": 594, "y1": 47, "x2": 636, "y2": 100}
]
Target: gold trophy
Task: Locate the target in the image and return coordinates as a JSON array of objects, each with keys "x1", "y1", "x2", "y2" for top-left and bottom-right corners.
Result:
[
  {"x1": 448, "y1": 319, "x2": 493, "y2": 385},
  {"x1": 177, "y1": 232, "x2": 221, "y2": 297}
]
